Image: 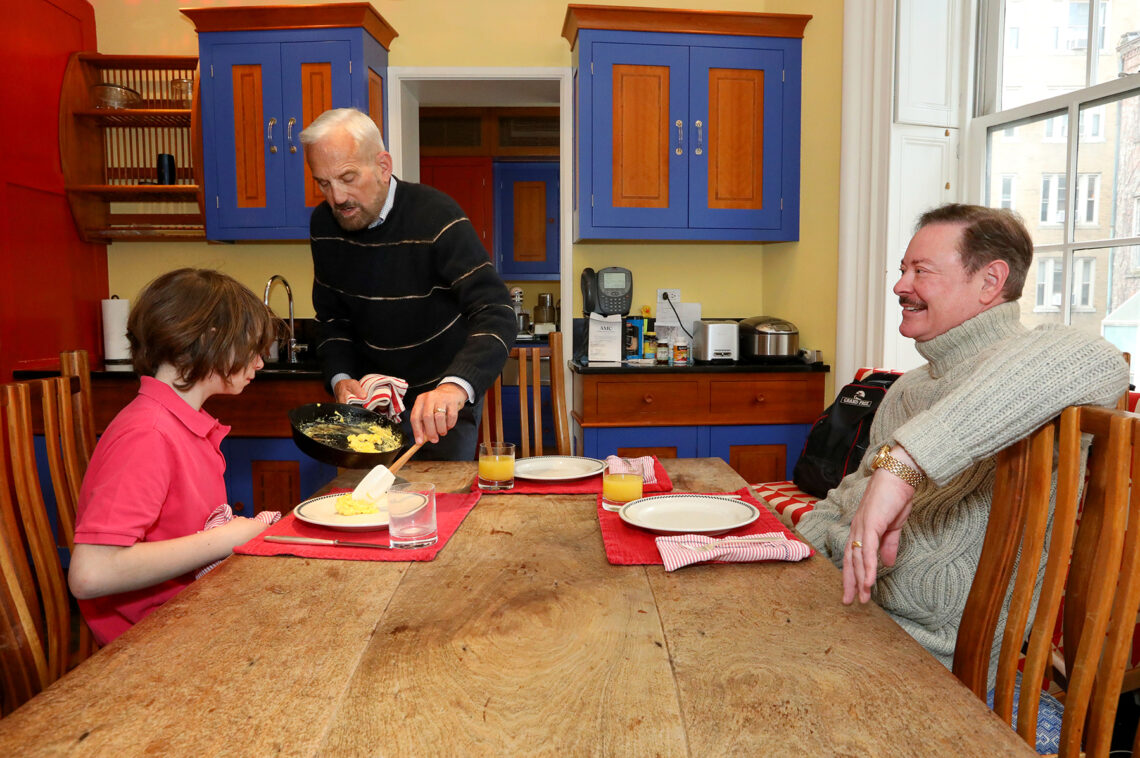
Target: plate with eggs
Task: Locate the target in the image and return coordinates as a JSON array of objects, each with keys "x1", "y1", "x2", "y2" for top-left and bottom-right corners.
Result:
[{"x1": 293, "y1": 492, "x2": 390, "y2": 531}]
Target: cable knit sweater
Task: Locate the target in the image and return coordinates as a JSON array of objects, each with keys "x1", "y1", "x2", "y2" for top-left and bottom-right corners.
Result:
[{"x1": 796, "y1": 302, "x2": 1128, "y2": 673}]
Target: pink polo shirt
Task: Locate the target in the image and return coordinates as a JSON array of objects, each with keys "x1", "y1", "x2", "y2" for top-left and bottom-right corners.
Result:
[{"x1": 74, "y1": 376, "x2": 231, "y2": 644}]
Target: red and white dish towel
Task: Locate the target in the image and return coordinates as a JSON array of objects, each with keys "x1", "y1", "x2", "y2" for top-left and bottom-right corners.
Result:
[
  {"x1": 196, "y1": 504, "x2": 281, "y2": 579},
  {"x1": 343, "y1": 373, "x2": 409, "y2": 422},
  {"x1": 604, "y1": 455, "x2": 658, "y2": 485},
  {"x1": 655, "y1": 532, "x2": 812, "y2": 572}
]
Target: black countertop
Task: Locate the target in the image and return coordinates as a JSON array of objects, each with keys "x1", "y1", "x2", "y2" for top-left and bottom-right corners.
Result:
[{"x1": 569, "y1": 358, "x2": 830, "y2": 374}]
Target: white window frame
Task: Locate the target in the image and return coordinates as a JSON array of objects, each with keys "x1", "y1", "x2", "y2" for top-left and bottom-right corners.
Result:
[
  {"x1": 967, "y1": 0, "x2": 1140, "y2": 326},
  {"x1": 1036, "y1": 257, "x2": 1064, "y2": 312}
]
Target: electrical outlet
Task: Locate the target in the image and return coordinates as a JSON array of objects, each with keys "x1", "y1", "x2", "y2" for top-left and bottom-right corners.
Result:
[{"x1": 657, "y1": 288, "x2": 681, "y2": 303}]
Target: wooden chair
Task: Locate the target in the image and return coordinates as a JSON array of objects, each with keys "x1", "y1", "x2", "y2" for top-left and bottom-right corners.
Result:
[
  {"x1": 482, "y1": 331, "x2": 571, "y2": 457},
  {"x1": 0, "y1": 380, "x2": 74, "y2": 713},
  {"x1": 953, "y1": 405, "x2": 1140, "y2": 757},
  {"x1": 59, "y1": 349, "x2": 97, "y2": 465}
]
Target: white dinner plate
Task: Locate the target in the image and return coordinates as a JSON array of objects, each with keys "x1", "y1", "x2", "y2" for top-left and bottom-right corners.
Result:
[
  {"x1": 513, "y1": 456, "x2": 606, "y2": 481},
  {"x1": 618, "y1": 494, "x2": 760, "y2": 536},
  {"x1": 293, "y1": 493, "x2": 391, "y2": 532}
]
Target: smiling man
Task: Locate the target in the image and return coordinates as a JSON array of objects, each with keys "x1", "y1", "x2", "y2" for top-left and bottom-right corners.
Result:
[
  {"x1": 796, "y1": 203, "x2": 1128, "y2": 680},
  {"x1": 299, "y1": 108, "x2": 515, "y2": 460}
]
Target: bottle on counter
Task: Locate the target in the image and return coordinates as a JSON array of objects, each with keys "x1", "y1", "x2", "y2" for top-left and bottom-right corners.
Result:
[
  {"x1": 533, "y1": 292, "x2": 556, "y2": 335},
  {"x1": 656, "y1": 337, "x2": 671, "y2": 366},
  {"x1": 673, "y1": 338, "x2": 690, "y2": 366},
  {"x1": 643, "y1": 331, "x2": 657, "y2": 361}
]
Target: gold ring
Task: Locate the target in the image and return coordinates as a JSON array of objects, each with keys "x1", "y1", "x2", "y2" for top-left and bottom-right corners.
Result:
[
  {"x1": 851, "y1": 540, "x2": 863, "y2": 549},
  {"x1": 434, "y1": 407, "x2": 447, "y2": 413}
]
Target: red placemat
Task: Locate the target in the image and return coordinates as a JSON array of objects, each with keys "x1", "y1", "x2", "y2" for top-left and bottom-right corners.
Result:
[
  {"x1": 597, "y1": 488, "x2": 813, "y2": 566},
  {"x1": 233, "y1": 491, "x2": 481, "y2": 561},
  {"x1": 470, "y1": 457, "x2": 672, "y2": 495}
]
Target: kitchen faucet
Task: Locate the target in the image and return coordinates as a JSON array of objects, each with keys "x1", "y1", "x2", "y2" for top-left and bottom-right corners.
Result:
[{"x1": 263, "y1": 275, "x2": 307, "y2": 363}]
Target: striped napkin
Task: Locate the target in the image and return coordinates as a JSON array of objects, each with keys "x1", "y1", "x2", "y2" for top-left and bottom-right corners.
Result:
[
  {"x1": 196, "y1": 504, "x2": 282, "y2": 578},
  {"x1": 344, "y1": 373, "x2": 409, "y2": 422},
  {"x1": 604, "y1": 454, "x2": 658, "y2": 485},
  {"x1": 655, "y1": 532, "x2": 812, "y2": 572}
]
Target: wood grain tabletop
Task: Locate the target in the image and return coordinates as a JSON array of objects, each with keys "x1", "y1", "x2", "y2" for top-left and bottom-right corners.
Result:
[{"x1": 0, "y1": 458, "x2": 1033, "y2": 756}]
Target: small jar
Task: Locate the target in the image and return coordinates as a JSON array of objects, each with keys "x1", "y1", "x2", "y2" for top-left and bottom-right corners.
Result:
[
  {"x1": 643, "y1": 331, "x2": 657, "y2": 361},
  {"x1": 673, "y1": 340, "x2": 690, "y2": 366},
  {"x1": 656, "y1": 339, "x2": 671, "y2": 365}
]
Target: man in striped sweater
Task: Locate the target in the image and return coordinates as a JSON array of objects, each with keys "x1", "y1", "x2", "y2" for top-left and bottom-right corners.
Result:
[{"x1": 300, "y1": 108, "x2": 515, "y2": 460}]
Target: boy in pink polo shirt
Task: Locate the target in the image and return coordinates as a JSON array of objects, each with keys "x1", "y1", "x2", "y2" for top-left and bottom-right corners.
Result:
[{"x1": 69, "y1": 268, "x2": 278, "y2": 645}]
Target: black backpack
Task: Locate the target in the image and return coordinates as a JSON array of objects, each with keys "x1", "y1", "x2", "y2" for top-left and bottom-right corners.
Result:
[{"x1": 792, "y1": 371, "x2": 902, "y2": 498}]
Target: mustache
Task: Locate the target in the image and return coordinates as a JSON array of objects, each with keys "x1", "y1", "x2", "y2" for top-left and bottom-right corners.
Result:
[
  {"x1": 335, "y1": 201, "x2": 359, "y2": 212},
  {"x1": 899, "y1": 297, "x2": 925, "y2": 308}
]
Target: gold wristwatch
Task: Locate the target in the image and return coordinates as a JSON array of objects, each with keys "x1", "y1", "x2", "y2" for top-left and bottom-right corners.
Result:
[{"x1": 870, "y1": 444, "x2": 925, "y2": 488}]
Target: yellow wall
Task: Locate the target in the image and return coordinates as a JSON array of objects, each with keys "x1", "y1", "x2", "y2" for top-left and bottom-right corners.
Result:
[{"x1": 93, "y1": 0, "x2": 843, "y2": 374}]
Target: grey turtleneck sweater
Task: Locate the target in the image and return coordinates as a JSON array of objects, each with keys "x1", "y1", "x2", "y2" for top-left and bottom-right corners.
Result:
[{"x1": 797, "y1": 301, "x2": 1128, "y2": 672}]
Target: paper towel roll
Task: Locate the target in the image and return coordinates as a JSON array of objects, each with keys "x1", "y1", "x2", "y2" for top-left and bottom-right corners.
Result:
[{"x1": 102, "y1": 297, "x2": 131, "y2": 363}]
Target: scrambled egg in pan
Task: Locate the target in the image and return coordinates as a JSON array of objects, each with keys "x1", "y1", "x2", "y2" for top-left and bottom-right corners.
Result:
[{"x1": 346, "y1": 426, "x2": 400, "y2": 453}]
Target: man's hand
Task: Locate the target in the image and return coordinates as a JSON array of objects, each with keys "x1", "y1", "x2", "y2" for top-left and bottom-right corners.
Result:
[
  {"x1": 842, "y1": 448, "x2": 919, "y2": 605},
  {"x1": 333, "y1": 377, "x2": 363, "y2": 405},
  {"x1": 410, "y1": 383, "x2": 469, "y2": 445}
]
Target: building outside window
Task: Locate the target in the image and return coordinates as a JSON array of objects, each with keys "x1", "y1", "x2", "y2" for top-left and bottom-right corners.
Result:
[{"x1": 976, "y1": 0, "x2": 1139, "y2": 371}]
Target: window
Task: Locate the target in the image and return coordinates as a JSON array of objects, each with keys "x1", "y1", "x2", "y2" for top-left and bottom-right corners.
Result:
[
  {"x1": 1066, "y1": 2, "x2": 1108, "y2": 51},
  {"x1": 1077, "y1": 173, "x2": 1100, "y2": 225},
  {"x1": 1073, "y1": 256, "x2": 1095, "y2": 309},
  {"x1": 1000, "y1": 175, "x2": 1016, "y2": 209},
  {"x1": 1041, "y1": 173, "x2": 1067, "y2": 224},
  {"x1": 976, "y1": 0, "x2": 1140, "y2": 338},
  {"x1": 1036, "y1": 258, "x2": 1064, "y2": 310}
]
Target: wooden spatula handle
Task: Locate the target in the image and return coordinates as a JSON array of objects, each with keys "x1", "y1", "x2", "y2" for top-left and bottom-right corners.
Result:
[{"x1": 388, "y1": 441, "x2": 424, "y2": 475}]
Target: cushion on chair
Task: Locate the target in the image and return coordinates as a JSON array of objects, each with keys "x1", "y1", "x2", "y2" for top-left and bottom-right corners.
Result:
[
  {"x1": 986, "y1": 673, "x2": 1064, "y2": 755},
  {"x1": 752, "y1": 480, "x2": 819, "y2": 528}
]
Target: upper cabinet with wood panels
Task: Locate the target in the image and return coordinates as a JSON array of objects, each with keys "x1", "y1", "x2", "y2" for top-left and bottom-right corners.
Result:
[
  {"x1": 562, "y1": 5, "x2": 810, "y2": 243},
  {"x1": 181, "y1": 4, "x2": 396, "y2": 241}
]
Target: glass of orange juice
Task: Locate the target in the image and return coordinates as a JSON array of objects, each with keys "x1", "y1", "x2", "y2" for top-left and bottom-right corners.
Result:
[
  {"x1": 478, "y1": 442, "x2": 515, "y2": 491},
  {"x1": 602, "y1": 460, "x2": 643, "y2": 512}
]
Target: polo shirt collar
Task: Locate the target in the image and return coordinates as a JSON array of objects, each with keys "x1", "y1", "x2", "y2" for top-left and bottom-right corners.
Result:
[{"x1": 138, "y1": 375, "x2": 230, "y2": 442}]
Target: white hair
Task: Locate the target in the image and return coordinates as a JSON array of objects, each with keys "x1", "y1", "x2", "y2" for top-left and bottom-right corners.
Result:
[{"x1": 299, "y1": 108, "x2": 385, "y2": 155}]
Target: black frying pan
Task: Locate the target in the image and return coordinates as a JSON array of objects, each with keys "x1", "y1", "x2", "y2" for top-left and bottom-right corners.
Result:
[{"x1": 288, "y1": 402, "x2": 408, "y2": 469}]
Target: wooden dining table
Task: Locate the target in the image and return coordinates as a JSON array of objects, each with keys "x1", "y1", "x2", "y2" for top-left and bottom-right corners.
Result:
[{"x1": 0, "y1": 458, "x2": 1032, "y2": 756}]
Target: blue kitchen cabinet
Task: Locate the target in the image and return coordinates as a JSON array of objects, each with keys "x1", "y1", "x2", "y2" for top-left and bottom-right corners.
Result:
[
  {"x1": 564, "y1": 7, "x2": 809, "y2": 242},
  {"x1": 706, "y1": 424, "x2": 811, "y2": 481},
  {"x1": 184, "y1": 6, "x2": 395, "y2": 240},
  {"x1": 494, "y1": 161, "x2": 560, "y2": 280},
  {"x1": 576, "y1": 426, "x2": 699, "y2": 460}
]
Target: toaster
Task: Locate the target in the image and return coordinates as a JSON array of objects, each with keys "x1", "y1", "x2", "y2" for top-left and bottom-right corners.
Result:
[{"x1": 693, "y1": 320, "x2": 739, "y2": 363}]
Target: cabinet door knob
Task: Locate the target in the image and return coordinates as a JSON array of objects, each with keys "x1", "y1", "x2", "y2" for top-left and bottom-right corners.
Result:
[
  {"x1": 267, "y1": 117, "x2": 278, "y2": 154},
  {"x1": 754, "y1": 394, "x2": 766, "y2": 404},
  {"x1": 674, "y1": 119, "x2": 683, "y2": 156},
  {"x1": 695, "y1": 120, "x2": 704, "y2": 157},
  {"x1": 287, "y1": 117, "x2": 297, "y2": 153},
  {"x1": 643, "y1": 394, "x2": 654, "y2": 405}
]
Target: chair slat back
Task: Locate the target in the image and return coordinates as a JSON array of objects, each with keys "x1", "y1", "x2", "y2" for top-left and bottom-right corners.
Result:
[
  {"x1": 481, "y1": 332, "x2": 571, "y2": 458},
  {"x1": 59, "y1": 350, "x2": 96, "y2": 465},
  {"x1": 0, "y1": 381, "x2": 72, "y2": 705},
  {"x1": 953, "y1": 405, "x2": 1139, "y2": 757}
]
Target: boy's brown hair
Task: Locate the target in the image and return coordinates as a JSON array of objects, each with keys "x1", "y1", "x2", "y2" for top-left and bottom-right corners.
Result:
[{"x1": 127, "y1": 268, "x2": 277, "y2": 391}]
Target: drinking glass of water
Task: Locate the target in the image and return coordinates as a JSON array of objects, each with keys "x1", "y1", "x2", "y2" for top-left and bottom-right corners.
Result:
[{"x1": 388, "y1": 482, "x2": 437, "y2": 548}]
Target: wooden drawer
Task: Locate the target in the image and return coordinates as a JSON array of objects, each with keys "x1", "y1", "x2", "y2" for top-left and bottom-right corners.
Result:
[
  {"x1": 594, "y1": 379, "x2": 702, "y2": 424},
  {"x1": 708, "y1": 377, "x2": 821, "y2": 424}
]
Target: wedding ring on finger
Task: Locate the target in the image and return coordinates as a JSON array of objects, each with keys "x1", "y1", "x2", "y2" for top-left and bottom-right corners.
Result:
[
  {"x1": 851, "y1": 540, "x2": 863, "y2": 549},
  {"x1": 434, "y1": 407, "x2": 447, "y2": 414}
]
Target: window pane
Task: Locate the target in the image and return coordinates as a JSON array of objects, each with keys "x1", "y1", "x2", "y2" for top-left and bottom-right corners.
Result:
[
  {"x1": 988, "y1": 112, "x2": 1069, "y2": 240},
  {"x1": 1075, "y1": 89, "x2": 1140, "y2": 242},
  {"x1": 1098, "y1": 246, "x2": 1140, "y2": 383}
]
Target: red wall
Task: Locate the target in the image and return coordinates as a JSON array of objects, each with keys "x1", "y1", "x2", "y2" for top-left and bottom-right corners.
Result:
[{"x1": 0, "y1": 0, "x2": 106, "y2": 381}]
